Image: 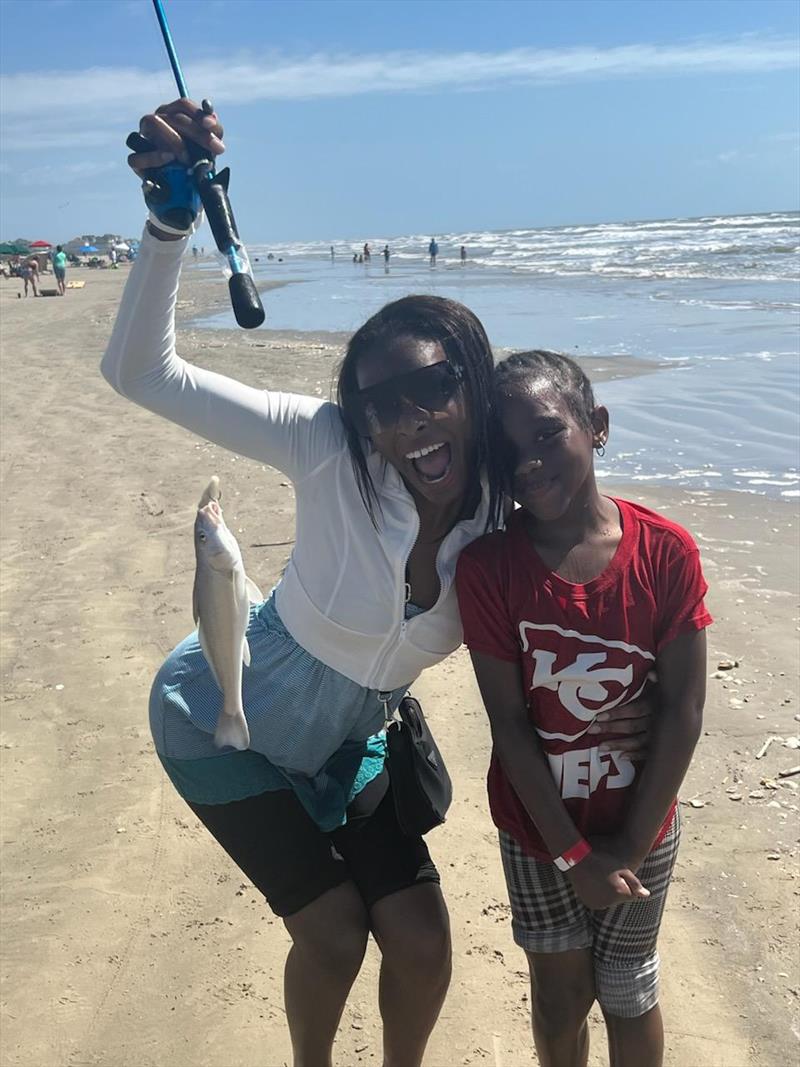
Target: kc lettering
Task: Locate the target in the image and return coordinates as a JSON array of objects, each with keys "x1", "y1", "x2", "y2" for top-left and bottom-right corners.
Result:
[
  {"x1": 547, "y1": 747, "x2": 636, "y2": 799},
  {"x1": 530, "y1": 649, "x2": 634, "y2": 720}
]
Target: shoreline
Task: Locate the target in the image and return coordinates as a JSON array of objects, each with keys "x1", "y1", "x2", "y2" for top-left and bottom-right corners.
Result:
[{"x1": 1, "y1": 264, "x2": 798, "y2": 1067}]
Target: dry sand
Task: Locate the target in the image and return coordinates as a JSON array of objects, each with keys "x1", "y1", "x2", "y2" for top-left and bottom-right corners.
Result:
[{"x1": 1, "y1": 264, "x2": 798, "y2": 1067}]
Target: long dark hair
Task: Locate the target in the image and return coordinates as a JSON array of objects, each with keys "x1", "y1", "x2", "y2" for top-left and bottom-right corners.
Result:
[{"x1": 336, "y1": 295, "x2": 504, "y2": 531}]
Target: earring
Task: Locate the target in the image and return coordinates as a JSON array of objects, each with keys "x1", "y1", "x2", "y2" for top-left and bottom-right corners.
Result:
[{"x1": 595, "y1": 443, "x2": 606, "y2": 457}]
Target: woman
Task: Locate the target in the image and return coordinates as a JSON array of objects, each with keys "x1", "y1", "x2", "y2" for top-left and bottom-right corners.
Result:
[{"x1": 103, "y1": 99, "x2": 649, "y2": 1067}]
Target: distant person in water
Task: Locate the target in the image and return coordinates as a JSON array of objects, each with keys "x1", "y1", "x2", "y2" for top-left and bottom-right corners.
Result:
[
  {"x1": 460, "y1": 246, "x2": 467, "y2": 264},
  {"x1": 429, "y1": 238, "x2": 439, "y2": 266},
  {"x1": 353, "y1": 253, "x2": 358, "y2": 263},
  {"x1": 363, "y1": 243, "x2": 371, "y2": 262},
  {"x1": 330, "y1": 246, "x2": 335, "y2": 261},
  {"x1": 358, "y1": 253, "x2": 364, "y2": 264},
  {"x1": 383, "y1": 245, "x2": 390, "y2": 264}
]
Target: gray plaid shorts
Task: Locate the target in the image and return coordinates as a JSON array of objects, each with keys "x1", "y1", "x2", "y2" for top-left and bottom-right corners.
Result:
[{"x1": 499, "y1": 809, "x2": 681, "y2": 1018}]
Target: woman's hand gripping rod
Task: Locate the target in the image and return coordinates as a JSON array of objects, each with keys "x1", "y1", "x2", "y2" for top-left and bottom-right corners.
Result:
[{"x1": 126, "y1": 0, "x2": 265, "y2": 329}]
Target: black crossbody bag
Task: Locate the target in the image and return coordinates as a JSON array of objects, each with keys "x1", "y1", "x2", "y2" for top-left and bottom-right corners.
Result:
[{"x1": 384, "y1": 694, "x2": 453, "y2": 837}]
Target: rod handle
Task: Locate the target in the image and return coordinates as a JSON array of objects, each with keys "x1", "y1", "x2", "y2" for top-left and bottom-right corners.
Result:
[{"x1": 229, "y1": 272, "x2": 265, "y2": 329}]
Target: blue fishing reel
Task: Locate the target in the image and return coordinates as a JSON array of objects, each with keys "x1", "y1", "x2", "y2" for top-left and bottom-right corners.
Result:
[{"x1": 126, "y1": 131, "x2": 202, "y2": 232}]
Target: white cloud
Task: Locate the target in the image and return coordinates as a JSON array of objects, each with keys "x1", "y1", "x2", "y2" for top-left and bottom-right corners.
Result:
[
  {"x1": 1, "y1": 36, "x2": 796, "y2": 151},
  {"x1": 2, "y1": 35, "x2": 798, "y2": 113}
]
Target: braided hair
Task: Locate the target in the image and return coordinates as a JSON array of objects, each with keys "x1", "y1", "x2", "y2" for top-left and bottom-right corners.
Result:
[{"x1": 494, "y1": 349, "x2": 596, "y2": 429}]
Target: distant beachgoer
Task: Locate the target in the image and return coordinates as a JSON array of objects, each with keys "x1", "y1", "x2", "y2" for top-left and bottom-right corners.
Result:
[
  {"x1": 353, "y1": 253, "x2": 358, "y2": 263},
  {"x1": 363, "y1": 243, "x2": 371, "y2": 262},
  {"x1": 330, "y1": 246, "x2": 335, "y2": 261},
  {"x1": 21, "y1": 257, "x2": 39, "y2": 297},
  {"x1": 192, "y1": 246, "x2": 199, "y2": 261},
  {"x1": 358, "y1": 253, "x2": 364, "y2": 264},
  {"x1": 429, "y1": 238, "x2": 439, "y2": 267},
  {"x1": 52, "y1": 245, "x2": 68, "y2": 295},
  {"x1": 460, "y1": 246, "x2": 466, "y2": 264},
  {"x1": 383, "y1": 245, "x2": 390, "y2": 264},
  {"x1": 109, "y1": 247, "x2": 118, "y2": 268}
]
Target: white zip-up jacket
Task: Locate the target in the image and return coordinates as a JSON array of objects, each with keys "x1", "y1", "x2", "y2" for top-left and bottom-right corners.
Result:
[{"x1": 101, "y1": 229, "x2": 491, "y2": 691}]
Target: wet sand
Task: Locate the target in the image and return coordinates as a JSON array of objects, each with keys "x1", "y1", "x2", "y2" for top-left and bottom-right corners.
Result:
[{"x1": 1, "y1": 263, "x2": 798, "y2": 1067}]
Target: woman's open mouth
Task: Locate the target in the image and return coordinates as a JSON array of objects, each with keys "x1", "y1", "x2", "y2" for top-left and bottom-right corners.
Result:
[{"x1": 406, "y1": 441, "x2": 453, "y2": 484}]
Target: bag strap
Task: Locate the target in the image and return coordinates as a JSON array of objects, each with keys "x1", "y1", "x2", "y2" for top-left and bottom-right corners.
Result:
[{"x1": 378, "y1": 690, "x2": 394, "y2": 730}]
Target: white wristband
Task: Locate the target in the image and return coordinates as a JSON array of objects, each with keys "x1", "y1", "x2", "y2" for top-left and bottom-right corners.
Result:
[{"x1": 147, "y1": 211, "x2": 196, "y2": 237}]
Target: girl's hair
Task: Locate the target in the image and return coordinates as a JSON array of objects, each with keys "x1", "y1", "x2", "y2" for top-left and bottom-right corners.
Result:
[
  {"x1": 494, "y1": 349, "x2": 596, "y2": 429},
  {"x1": 336, "y1": 294, "x2": 504, "y2": 531}
]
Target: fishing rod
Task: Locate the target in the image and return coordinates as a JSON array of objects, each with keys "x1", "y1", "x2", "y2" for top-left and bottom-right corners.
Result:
[{"x1": 127, "y1": 0, "x2": 265, "y2": 329}]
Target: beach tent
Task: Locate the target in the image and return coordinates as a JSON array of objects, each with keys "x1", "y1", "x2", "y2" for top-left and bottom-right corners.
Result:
[
  {"x1": 79, "y1": 244, "x2": 99, "y2": 253},
  {"x1": 113, "y1": 242, "x2": 131, "y2": 252},
  {"x1": 0, "y1": 242, "x2": 29, "y2": 255},
  {"x1": 29, "y1": 240, "x2": 52, "y2": 249}
]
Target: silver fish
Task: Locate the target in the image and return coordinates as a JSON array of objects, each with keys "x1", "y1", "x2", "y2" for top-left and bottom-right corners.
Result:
[{"x1": 193, "y1": 476, "x2": 262, "y2": 751}]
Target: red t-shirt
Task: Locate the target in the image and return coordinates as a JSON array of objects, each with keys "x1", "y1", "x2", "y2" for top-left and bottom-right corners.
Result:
[{"x1": 456, "y1": 498, "x2": 712, "y2": 860}]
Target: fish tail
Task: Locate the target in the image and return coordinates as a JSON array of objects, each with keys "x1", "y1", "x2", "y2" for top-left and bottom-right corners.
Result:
[{"x1": 213, "y1": 706, "x2": 250, "y2": 751}]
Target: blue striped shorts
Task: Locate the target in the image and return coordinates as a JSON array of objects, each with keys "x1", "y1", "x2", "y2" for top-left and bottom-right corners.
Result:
[{"x1": 149, "y1": 593, "x2": 408, "y2": 825}]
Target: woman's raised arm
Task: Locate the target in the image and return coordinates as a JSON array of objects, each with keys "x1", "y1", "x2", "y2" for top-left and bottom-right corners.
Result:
[{"x1": 101, "y1": 100, "x2": 341, "y2": 479}]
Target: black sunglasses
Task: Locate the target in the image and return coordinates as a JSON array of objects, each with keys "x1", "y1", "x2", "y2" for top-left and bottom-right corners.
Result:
[{"x1": 347, "y1": 360, "x2": 465, "y2": 437}]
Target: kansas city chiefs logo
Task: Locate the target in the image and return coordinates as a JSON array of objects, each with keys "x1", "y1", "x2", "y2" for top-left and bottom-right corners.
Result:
[{"x1": 519, "y1": 621, "x2": 654, "y2": 743}]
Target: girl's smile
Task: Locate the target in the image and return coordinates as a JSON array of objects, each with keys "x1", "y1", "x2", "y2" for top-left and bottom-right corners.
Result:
[{"x1": 498, "y1": 381, "x2": 608, "y2": 524}]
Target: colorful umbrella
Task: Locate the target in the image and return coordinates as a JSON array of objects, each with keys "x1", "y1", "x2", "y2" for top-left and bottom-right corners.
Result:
[
  {"x1": 79, "y1": 245, "x2": 99, "y2": 253},
  {"x1": 29, "y1": 240, "x2": 52, "y2": 249}
]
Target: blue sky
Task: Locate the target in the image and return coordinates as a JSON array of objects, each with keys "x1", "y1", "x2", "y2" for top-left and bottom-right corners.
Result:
[{"x1": 0, "y1": 0, "x2": 798, "y2": 243}]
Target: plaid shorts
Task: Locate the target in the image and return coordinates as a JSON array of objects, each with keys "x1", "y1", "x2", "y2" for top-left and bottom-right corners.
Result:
[{"x1": 499, "y1": 810, "x2": 681, "y2": 1019}]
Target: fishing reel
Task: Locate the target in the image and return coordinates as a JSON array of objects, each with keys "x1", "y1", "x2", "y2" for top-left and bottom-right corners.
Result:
[{"x1": 126, "y1": 130, "x2": 202, "y2": 233}]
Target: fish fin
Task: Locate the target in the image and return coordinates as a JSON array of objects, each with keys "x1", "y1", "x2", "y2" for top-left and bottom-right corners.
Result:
[
  {"x1": 197, "y1": 622, "x2": 222, "y2": 691},
  {"x1": 198, "y1": 475, "x2": 221, "y2": 509},
  {"x1": 245, "y1": 576, "x2": 264, "y2": 604},
  {"x1": 242, "y1": 637, "x2": 251, "y2": 668},
  {"x1": 214, "y1": 713, "x2": 250, "y2": 751}
]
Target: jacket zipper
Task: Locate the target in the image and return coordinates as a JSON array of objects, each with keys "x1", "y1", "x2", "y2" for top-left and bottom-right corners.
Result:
[{"x1": 398, "y1": 512, "x2": 419, "y2": 639}]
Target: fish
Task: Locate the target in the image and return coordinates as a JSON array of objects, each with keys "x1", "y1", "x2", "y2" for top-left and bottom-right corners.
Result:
[{"x1": 193, "y1": 476, "x2": 263, "y2": 751}]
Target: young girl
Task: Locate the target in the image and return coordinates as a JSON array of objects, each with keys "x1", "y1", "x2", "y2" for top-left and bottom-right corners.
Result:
[{"x1": 456, "y1": 350, "x2": 711, "y2": 1067}]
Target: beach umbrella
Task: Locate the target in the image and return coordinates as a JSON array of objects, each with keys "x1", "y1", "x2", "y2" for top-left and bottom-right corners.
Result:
[
  {"x1": 113, "y1": 242, "x2": 130, "y2": 252},
  {"x1": 0, "y1": 242, "x2": 29, "y2": 255},
  {"x1": 79, "y1": 244, "x2": 99, "y2": 253},
  {"x1": 29, "y1": 240, "x2": 52, "y2": 249}
]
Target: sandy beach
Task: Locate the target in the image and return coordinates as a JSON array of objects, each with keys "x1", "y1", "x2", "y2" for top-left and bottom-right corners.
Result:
[{"x1": 1, "y1": 264, "x2": 798, "y2": 1067}]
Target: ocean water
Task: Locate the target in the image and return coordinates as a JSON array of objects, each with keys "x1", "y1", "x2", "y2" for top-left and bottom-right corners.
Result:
[{"x1": 196, "y1": 212, "x2": 800, "y2": 500}]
